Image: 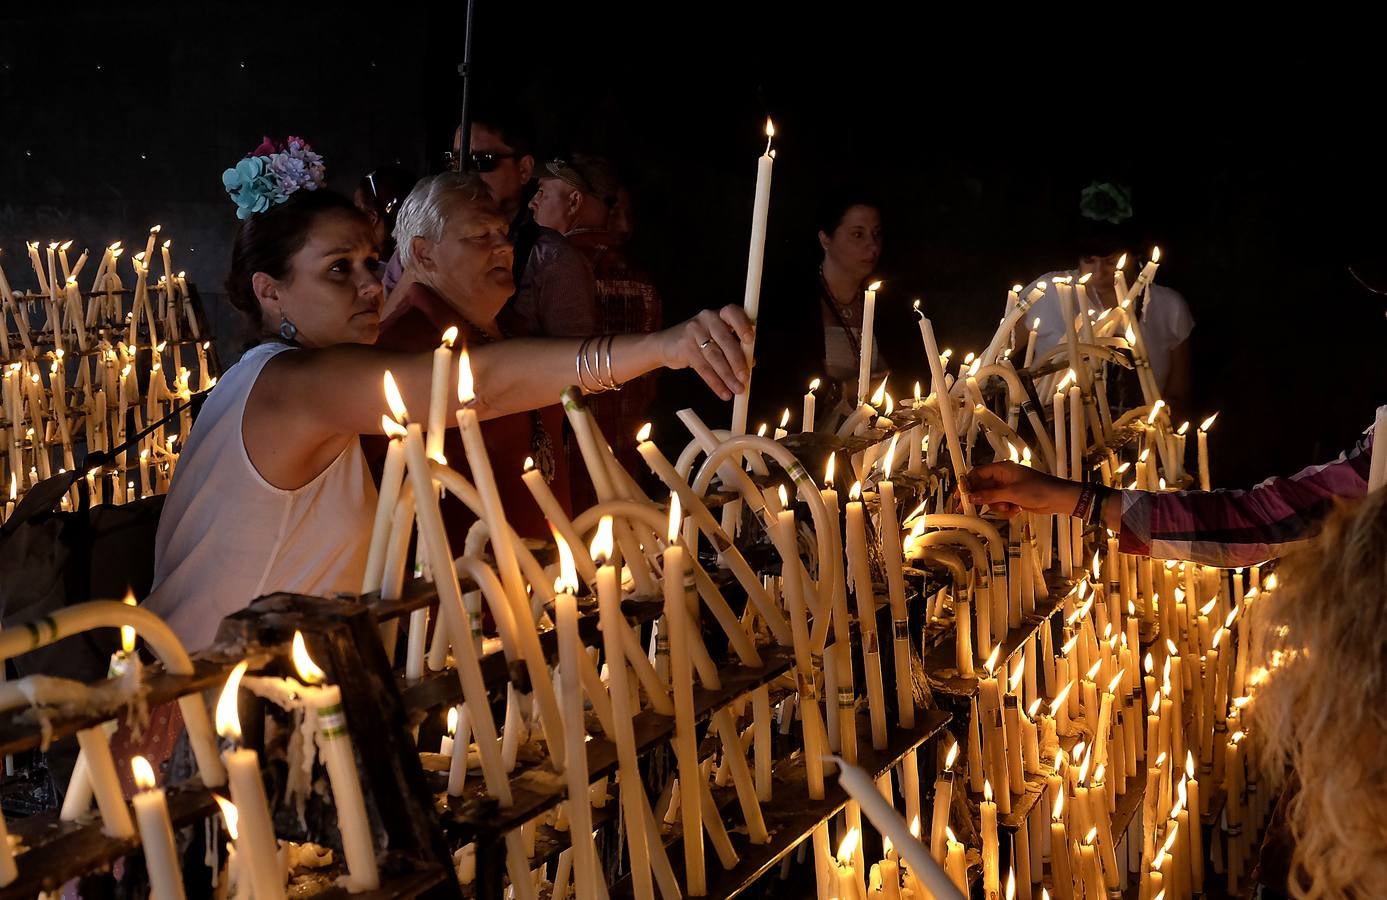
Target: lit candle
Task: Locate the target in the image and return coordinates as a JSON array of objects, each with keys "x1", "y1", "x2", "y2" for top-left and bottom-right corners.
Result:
[
  {"x1": 1197, "y1": 413, "x2": 1217, "y2": 491},
  {"x1": 555, "y1": 539, "x2": 604, "y2": 898},
  {"x1": 981, "y1": 780, "x2": 999, "y2": 899},
  {"x1": 1049, "y1": 792, "x2": 1072, "y2": 893},
  {"x1": 832, "y1": 758, "x2": 966, "y2": 900},
  {"x1": 929, "y1": 741, "x2": 958, "y2": 864},
  {"x1": 426, "y1": 326, "x2": 458, "y2": 461},
  {"x1": 1186, "y1": 752, "x2": 1203, "y2": 890},
  {"x1": 291, "y1": 633, "x2": 380, "y2": 890},
  {"x1": 130, "y1": 755, "x2": 186, "y2": 900},
  {"x1": 593, "y1": 516, "x2": 659, "y2": 900},
  {"x1": 802, "y1": 377, "x2": 820, "y2": 433},
  {"x1": 944, "y1": 827, "x2": 967, "y2": 894},
  {"x1": 439, "y1": 706, "x2": 458, "y2": 758},
  {"x1": 729, "y1": 118, "x2": 776, "y2": 438},
  {"x1": 858, "y1": 280, "x2": 882, "y2": 405},
  {"x1": 215, "y1": 662, "x2": 285, "y2": 900},
  {"x1": 361, "y1": 413, "x2": 407, "y2": 594},
  {"x1": 836, "y1": 828, "x2": 866, "y2": 900}
]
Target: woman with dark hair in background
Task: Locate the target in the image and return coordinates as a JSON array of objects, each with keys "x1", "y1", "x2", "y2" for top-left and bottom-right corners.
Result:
[
  {"x1": 353, "y1": 163, "x2": 417, "y2": 260},
  {"x1": 752, "y1": 190, "x2": 923, "y2": 430}
]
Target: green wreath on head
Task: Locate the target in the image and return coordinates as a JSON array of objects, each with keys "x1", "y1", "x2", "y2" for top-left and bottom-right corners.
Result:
[{"x1": 1080, "y1": 181, "x2": 1134, "y2": 225}]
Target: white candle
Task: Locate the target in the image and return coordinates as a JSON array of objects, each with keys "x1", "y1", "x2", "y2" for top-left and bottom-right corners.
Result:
[
  {"x1": 980, "y1": 779, "x2": 1000, "y2": 898},
  {"x1": 593, "y1": 517, "x2": 657, "y2": 900},
  {"x1": 846, "y1": 483, "x2": 889, "y2": 749},
  {"x1": 426, "y1": 326, "x2": 459, "y2": 461},
  {"x1": 913, "y1": 306, "x2": 973, "y2": 515},
  {"x1": 130, "y1": 755, "x2": 186, "y2": 900},
  {"x1": 929, "y1": 743, "x2": 958, "y2": 864},
  {"x1": 878, "y1": 435, "x2": 914, "y2": 729},
  {"x1": 1197, "y1": 413, "x2": 1216, "y2": 491},
  {"x1": 858, "y1": 280, "x2": 881, "y2": 405},
  {"x1": 730, "y1": 119, "x2": 776, "y2": 438},
  {"x1": 291, "y1": 633, "x2": 380, "y2": 890},
  {"x1": 555, "y1": 544, "x2": 604, "y2": 898},
  {"x1": 215, "y1": 661, "x2": 285, "y2": 900},
  {"x1": 361, "y1": 415, "x2": 407, "y2": 594},
  {"x1": 833, "y1": 759, "x2": 966, "y2": 900},
  {"x1": 802, "y1": 378, "x2": 820, "y2": 433}
]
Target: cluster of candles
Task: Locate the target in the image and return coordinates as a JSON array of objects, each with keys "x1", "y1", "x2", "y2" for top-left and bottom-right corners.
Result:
[
  {"x1": 0, "y1": 228, "x2": 216, "y2": 519},
  {"x1": 0, "y1": 125, "x2": 1323, "y2": 900}
]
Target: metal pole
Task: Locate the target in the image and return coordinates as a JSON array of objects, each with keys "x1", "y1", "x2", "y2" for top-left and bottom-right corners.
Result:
[{"x1": 456, "y1": 0, "x2": 477, "y2": 172}]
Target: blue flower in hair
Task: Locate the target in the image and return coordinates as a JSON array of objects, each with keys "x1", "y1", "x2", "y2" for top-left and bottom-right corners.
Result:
[{"x1": 222, "y1": 156, "x2": 284, "y2": 220}]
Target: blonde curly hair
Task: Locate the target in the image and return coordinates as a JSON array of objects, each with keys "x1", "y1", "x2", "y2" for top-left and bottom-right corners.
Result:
[{"x1": 1249, "y1": 490, "x2": 1387, "y2": 899}]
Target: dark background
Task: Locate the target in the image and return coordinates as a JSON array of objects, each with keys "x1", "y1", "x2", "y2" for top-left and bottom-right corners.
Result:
[{"x1": 2, "y1": 6, "x2": 1383, "y2": 486}]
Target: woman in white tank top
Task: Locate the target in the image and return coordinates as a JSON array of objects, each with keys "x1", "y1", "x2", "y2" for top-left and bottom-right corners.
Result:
[{"x1": 147, "y1": 167, "x2": 756, "y2": 651}]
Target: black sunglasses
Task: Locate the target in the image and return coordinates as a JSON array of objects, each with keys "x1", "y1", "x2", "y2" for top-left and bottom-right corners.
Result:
[{"x1": 467, "y1": 150, "x2": 518, "y2": 173}]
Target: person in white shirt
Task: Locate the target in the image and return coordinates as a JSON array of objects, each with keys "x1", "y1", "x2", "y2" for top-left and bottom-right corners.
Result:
[{"x1": 1011, "y1": 182, "x2": 1194, "y2": 420}]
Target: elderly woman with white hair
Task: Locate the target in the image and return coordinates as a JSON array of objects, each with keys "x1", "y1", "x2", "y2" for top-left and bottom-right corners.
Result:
[{"x1": 366, "y1": 172, "x2": 570, "y2": 542}]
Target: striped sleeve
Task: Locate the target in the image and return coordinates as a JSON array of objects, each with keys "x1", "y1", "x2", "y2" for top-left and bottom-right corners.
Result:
[{"x1": 1118, "y1": 430, "x2": 1374, "y2": 567}]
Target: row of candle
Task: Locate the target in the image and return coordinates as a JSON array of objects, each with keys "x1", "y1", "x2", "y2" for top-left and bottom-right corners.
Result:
[{"x1": 0, "y1": 231, "x2": 217, "y2": 515}]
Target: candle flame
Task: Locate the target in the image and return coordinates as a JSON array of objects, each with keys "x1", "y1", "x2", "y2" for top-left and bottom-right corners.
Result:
[
  {"x1": 667, "y1": 495, "x2": 682, "y2": 544},
  {"x1": 867, "y1": 280, "x2": 882, "y2": 292},
  {"x1": 777, "y1": 484, "x2": 789, "y2": 508},
  {"x1": 913, "y1": 380, "x2": 922, "y2": 402},
  {"x1": 1085, "y1": 659, "x2": 1102, "y2": 681},
  {"x1": 446, "y1": 706, "x2": 458, "y2": 737},
  {"x1": 637, "y1": 422, "x2": 652, "y2": 443},
  {"x1": 1077, "y1": 272, "x2": 1092, "y2": 285},
  {"x1": 870, "y1": 376, "x2": 888, "y2": 407},
  {"x1": 1007, "y1": 441, "x2": 1020, "y2": 464},
  {"x1": 836, "y1": 827, "x2": 860, "y2": 864},
  {"x1": 1200, "y1": 412, "x2": 1218, "y2": 432},
  {"x1": 457, "y1": 348, "x2": 475, "y2": 404},
  {"x1": 983, "y1": 644, "x2": 1002, "y2": 677},
  {"x1": 1176, "y1": 778, "x2": 1188, "y2": 808},
  {"x1": 1078, "y1": 752, "x2": 1091, "y2": 784},
  {"x1": 882, "y1": 433, "x2": 899, "y2": 480},
  {"x1": 106, "y1": 588, "x2": 135, "y2": 660},
  {"x1": 1225, "y1": 608, "x2": 1239, "y2": 629},
  {"x1": 882, "y1": 835, "x2": 894, "y2": 858},
  {"x1": 765, "y1": 118, "x2": 775, "y2": 138},
  {"x1": 1151, "y1": 691, "x2": 1162, "y2": 714},
  {"x1": 1177, "y1": 420, "x2": 1191, "y2": 436},
  {"x1": 1062, "y1": 635, "x2": 1079, "y2": 656},
  {"x1": 292, "y1": 631, "x2": 327, "y2": 685},
  {"x1": 1053, "y1": 790, "x2": 1065, "y2": 821},
  {"x1": 983, "y1": 779, "x2": 993, "y2": 803},
  {"x1": 1232, "y1": 730, "x2": 1246, "y2": 744},
  {"x1": 381, "y1": 415, "x2": 407, "y2": 440},
  {"x1": 131, "y1": 755, "x2": 156, "y2": 790},
  {"x1": 383, "y1": 370, "x2": 407, "y2": 423},
  {"x1": 757, "y1": 423, "x2": 767, "y2": 437},
  {"x1": 909, "y1": 815, "x2": 921, "y2": 839},
  {"x1": 1027, "y1": 698, "x2": 1043, "y2": 719},
  {"x1": 215, "y1": 660, "x2": 249, "y2": 741},
  {"x1": 554, "y1": 528, "x2": 579, "y2": 593},
  {"x1": 1266, "y1": 573, "x2": 1279, "y2": 591},
  {"x1": 214, "y1": 794, "x2": 240, "y2": 840},
  {"x1": 1107, "y1": 671, "x2": 1123, "y2": 694},
  {"x1": 1006, "y1": 869, "x2": 1016, "y2": 900},
  {"x1": 778, "y1": 408, "x2": 791, "y2": 430},
  {"x1": 825, "y1": 453, "x2": 836, "y2": 486},
  {"x1": 946, "y1": 826, "x2": 958, "y2": 843},
  {"x1": 1009, "y1": 662, "x2": 1024, "y2": 694},
  {"x1": 1085, "y1": 826, "x2": 1098, "y2": 845},
  {"x1": 850, "y1": 481, "x2": 862, "y2": 501},
  {"x1": 944, "y1": 740, "x2": 959, "y2": 770},
  {"x1": 439, "y1": 325, "x2": 459, "y2": 349},
  {"x1": 1151, "y1": 246, "x2": 1162, "y2": 263},
  {"x1": 1186, "y1": 751, "x2": 1197, "y2": 778},
  {"x1": 591, "y1": 516, "x2": 615, "y2": 566},
  {"x1": 884, "y1": 393, "x2": 894, "y2": 416},
  {"x1": 1147, "y1": 400, "x2": 1164, "y2": 425},
  {"x1": 1166, "y1": 638, "x2": 1180, "y2": 657}
]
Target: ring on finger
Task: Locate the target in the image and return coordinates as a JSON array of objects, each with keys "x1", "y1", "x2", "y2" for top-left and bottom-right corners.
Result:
[{"x1": 698, "y1": 337, "x2": 715, "y2": 350}]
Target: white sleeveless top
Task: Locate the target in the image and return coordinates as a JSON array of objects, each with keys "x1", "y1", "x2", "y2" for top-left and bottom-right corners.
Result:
[{"x1": 146, "y1": 342, "x2": 377, "y2": 650}]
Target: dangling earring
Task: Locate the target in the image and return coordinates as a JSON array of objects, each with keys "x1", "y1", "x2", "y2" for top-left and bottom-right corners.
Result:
[{"x1": 278, "y1": 314, "x2": 298, "y2": 343}]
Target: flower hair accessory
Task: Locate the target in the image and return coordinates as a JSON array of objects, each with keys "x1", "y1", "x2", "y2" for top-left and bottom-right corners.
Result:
[
  {"x1": 1079, "y1": 181, "x2": 1134, "y2": 226},
  {"x1": 222, "y1": 136, "x2": 327, "y2": 220}
]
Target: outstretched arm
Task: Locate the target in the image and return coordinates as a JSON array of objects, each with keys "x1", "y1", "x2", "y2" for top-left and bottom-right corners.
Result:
[{"x1": 245, "y1": 306, "x2": 753, "y2": 489}]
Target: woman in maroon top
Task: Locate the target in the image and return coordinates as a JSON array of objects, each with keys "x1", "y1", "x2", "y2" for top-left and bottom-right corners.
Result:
[{"x1": 363, "y1": 172, "x2": 571, "y2": 544}]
